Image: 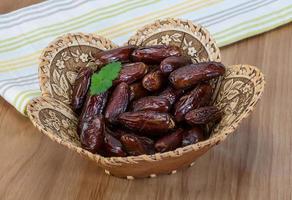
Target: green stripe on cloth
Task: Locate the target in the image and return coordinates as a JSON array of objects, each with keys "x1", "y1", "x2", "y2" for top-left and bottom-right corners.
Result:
[
  {"x1": 215, "y1": 6, "x2": 292, "y2": 46},
  {"x1": 98, "y1": 0, "x2": 221, "y2": 38},
  {"x1": 14, "y1": 90, "x2": 41, "y2": 114},
  {"x1": 0, "y1": 1, "x2": 90, "y2": 28},
  {"x1": 214, "y1": 5, "x2": 292, "y2": 37},
  {"x1": 0, "y1": 51, "x2": 40, "y2": 65},
  {"x1": 0, "y1": 0, "x2": 217, "y2": 72},
  {"x1": 0, "y1": 0, "x2": 158, "y2": 52}
]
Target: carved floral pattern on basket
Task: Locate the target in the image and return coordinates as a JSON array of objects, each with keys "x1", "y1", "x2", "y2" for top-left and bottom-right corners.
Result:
[
  {"x1": 39, "y1": 108, "x2": 79, "y2": 145},
  {"x1": 140, "y1": 31, "x2": 210, "y2": 63},
  {"x1": 27, "y1": 19, "x2": 265, "y2": 178},
  {"x1": 39, "y1": 33, "x2": 118, "y2": 104},
  {"x1": 50, "y1": 47, "x2": 97, "y2": 103},
  {"x1": 127, "y1": 18, "x2": 220, "y2": 62}
]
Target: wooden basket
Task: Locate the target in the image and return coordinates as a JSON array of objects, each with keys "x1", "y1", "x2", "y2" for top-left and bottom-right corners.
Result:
[{"x1": 27, "y1": 18, "x2": 265, "y2": 179}]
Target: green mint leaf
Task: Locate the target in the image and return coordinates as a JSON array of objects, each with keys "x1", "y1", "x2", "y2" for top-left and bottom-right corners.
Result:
[{"x1": 90, "y1": 62, "x2": 122, "y2": 95}]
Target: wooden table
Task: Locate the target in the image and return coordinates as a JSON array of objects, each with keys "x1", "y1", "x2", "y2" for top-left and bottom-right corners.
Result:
[{"x1": 1, "y1": 1, "x2": 292, "y2": 200}]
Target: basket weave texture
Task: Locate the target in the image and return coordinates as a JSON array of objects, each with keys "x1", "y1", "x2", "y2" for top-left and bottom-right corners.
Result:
[{"x1": 27, "y1": 18, "x2": 265, "y2": 178}]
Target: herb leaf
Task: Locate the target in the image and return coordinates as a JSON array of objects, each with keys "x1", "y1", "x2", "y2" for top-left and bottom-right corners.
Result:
[{"x1": 90, "y1": 62, "x2": 122, "y2": 95}]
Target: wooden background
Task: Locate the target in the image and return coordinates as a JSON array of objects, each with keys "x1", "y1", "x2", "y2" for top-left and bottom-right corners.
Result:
[{"x1": 0, "y1": 1, "x2": 292, "y2": 200}]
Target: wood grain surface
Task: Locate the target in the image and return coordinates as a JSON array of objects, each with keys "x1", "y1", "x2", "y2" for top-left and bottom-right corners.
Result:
[
  {"x1": 0, "y1": 0, "x2": 41, "y2": 14},
  {"x1": 0, "y1": 2, "x2": 292, "y2": 200}
]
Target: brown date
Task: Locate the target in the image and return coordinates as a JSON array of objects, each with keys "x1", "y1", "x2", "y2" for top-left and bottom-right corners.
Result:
[
  {"x1": 80, "y1": 116, "x2": 105, "y2": 153},
  {"x1": 169, "y1": 62, "x2": 225, "y2": 89},
  {"x1": 71, "y1": 67, "x2": 93, "y2": 112},
  {"x1": 182, "y1": 127, "x2": 205, "y2": 147},
  {"x1": 154, "y1": 128, "x2": 183, "y2": 153},
  {"x1": 77, "y1": 92, "x2": 108, "y2": 136},
  {"x1": 104, "y1": 132, "x2": 127, "y2": 157},
  {"x1": 113, "y1": 62, "x2": 148, "y2": 85},
  {"x1": 142, "y1": 70, "x2": 165, "y2": 92},
  {"x1": 160, "y1": 56, "x2": 192, "y2": 74},
  {"x1": 95, "y1": 46, "x2": 137, "y2": 65},
  {"x1": 118, "y1": 111, "x2": 176, "y2": 134},
  {"x1": 159, "y1": 86, "x2": 185, "y2": 105},
  {"x1": 105, "y1": 82, "x2": 130, "y2": 123},
  {"x1": 174, "y1": 83, "x2": 213, "y2": 122},
  {"x1": 105, "y1": 127, "x2": 127, "y2": 140},
  {"x1": 129, "y1": 82, "x2": 149, "y2": 101},
  {"x1": 132, "y1": 96, "x2": 170, "y2": 112},
  {"x1": 131, "y1": 45, "x2": 182, "y2": 64},
  {"x1": 185, "y1": 106, "x2": 222, "y2": 125},
  {"x1": 120, "y1": 134, "x2": 155, "y2": 156}
]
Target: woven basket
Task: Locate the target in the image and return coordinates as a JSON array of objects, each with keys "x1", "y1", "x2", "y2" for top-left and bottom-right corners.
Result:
[{"x1": 27, "y1": 18, "x2": 265, "y2": 179}]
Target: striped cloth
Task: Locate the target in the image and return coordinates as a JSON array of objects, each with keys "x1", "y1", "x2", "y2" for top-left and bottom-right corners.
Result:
[{"x1": 0, "y1": 0, "x2": 291, "y2": 115}]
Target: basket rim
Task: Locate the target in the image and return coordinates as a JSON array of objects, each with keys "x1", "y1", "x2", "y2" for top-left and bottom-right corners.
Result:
[{"x1": 126, "y1": 17, "x2": 221, "y2": 62}]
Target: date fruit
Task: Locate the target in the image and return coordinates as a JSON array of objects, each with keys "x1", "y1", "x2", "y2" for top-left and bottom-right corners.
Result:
[
  {"x1": 159, "y1": 86, "x2": 184, "y2": 105},
  {"x1": 169, "y1": 62, "x2": 225, "y2": 89},
  {"x1": 105, "y1": 82, "x2": 130, "y2": 123},
  {"x1": 80, "y1": 116, "x2": 105, "y2": 153},
  {"x1": 185, "y1": 106, "x2": 222, "y2": 125},
  {"x1": 113, "y1": 62, "x2": 148, "y2": 85},
  {"x1": 118, "y1": 111, "x2": 175, "y2": 133},
  {"x1": 174, "y1": 83, "x2": 213, "y2": 122},
  {"x1": 77, "y1": 92, "x2": 108, "y2": 136},
  {"x1": 160, "y1": 56, "x2": 192, "y2": 74},
  {"x1": 129, "y1": 82, "x2": 149, "y2": 101},
  {"x1": 154, "y1": 128, "x2": 184, "y2": 153},
  {"x1": 104, "y1": 132, "x2": 127, "y2": 157},
  {"x1": 76, "y1": 45, "x2": 226, "y2": 156},
  {"x1": 132, "y1": 45, "x2": 182, "y2": 64},
  {"x1": 182, "y1": 127, "x2": 205, "y2": 146},
  {"x1": 132, "y1": 96, "x2": 170, "y2": 112},
  {"x1": 95, "y1": 46, "x2": 137, "y2": 65},
  {"x1": 120, "y1": 134, "x2": 155, "y2": 156},
  {"x1": 105, "y1": 127, "x2": 127, "y2": 140},
  {"x1": 71, "y1": 67, "x2": 93, "y2": 112},
  {"x1": 142, "y1": 70, "x2": 165, "y2": 92}
]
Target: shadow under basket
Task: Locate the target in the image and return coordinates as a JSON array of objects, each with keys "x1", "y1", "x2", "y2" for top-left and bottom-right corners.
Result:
[{"x1": 27, "y1": 18, "x2": 265, "y2": 179}]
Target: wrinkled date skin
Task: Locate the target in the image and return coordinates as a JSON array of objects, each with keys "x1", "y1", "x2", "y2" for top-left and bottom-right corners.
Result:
[
  {"x1": 142, "y1": 70, "x2": 165, "y2": 92},
  {"x1": 160, "y1": 56, "x2": 192, "y2": 74},
  {"x1": 132, "y1": 45, "x2": 182, "y2": 64},
  {"x1": 77, "y1": 92, "x2": 108, "y2": 136},
  {"x1": 118, "y1": 111, "x2": 176, "y2": 134},
  {"x1": 174, "y1": 83, "x2": 213, "y2": 122},
  {"x1": 71, "y1": 67, "x2": 93, "y2": 112},
  {"x1": 182, "y1": 127, "x2": 205, "y2": 146},
  {"x1": 154, "y1": 128, "x2": 183, "y2": 153},
  {"x1": 185, "y1": 106, "x2": 222, "y2": 125},
  {"x1": 159, "y1": 86, "x2": 185, "y2": 105},
  {"x1": 129, "y1": 82, "x2": 149, "y2": 101},
  {"x1": 105, "y1": 127, "x2": 127, "y2": 140},
  {"x1": 169, "y1": 62, "x2": 225, "y2": 89},
  {"x1": 104, "y1": 132, "x2": 127, "y2": 157},
  {"x1": 132, "y1": 96, "x2": 170, "y2": 112},
  {"x1": 105, "y1": 82, "x2": 130, "y2": 123},
  {"x1": 80, "y1": 116, "x2": 105, "y2": 153},
  {"x1": 120, "y1": 134, "x2": 155, "y2": 156},
  {"x1": 113, "y1": 62, "x2": 149, "y2": 85},
  {"x1": 95, "y1": 46, "x2": 137, "y2": 65}
]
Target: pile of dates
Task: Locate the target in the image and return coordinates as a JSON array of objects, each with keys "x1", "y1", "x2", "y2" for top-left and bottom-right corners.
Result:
[{"x1": 72, "y1": 45, "x2": 225, "y2": 157}]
